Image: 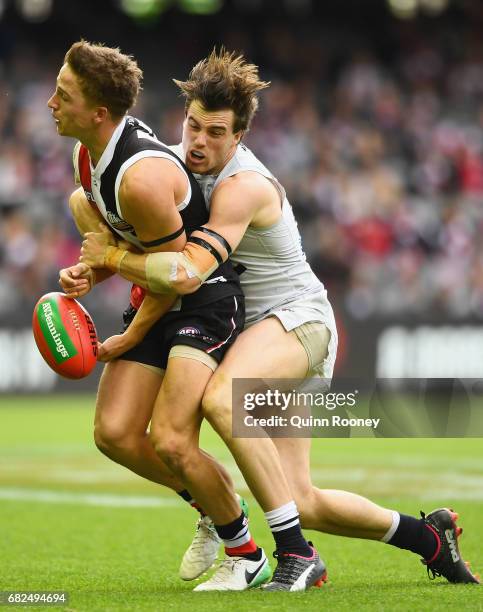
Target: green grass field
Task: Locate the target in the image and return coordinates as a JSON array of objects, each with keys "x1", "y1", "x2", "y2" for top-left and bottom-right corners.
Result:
[{"x1": 1, "y1": 395, "x2": 482, "y2": 611}]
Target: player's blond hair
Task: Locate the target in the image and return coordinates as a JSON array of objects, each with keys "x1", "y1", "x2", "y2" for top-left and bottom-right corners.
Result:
[
  {"x1": 174, "y1": 48, "x2": 270, "y2": 133},
  {"x1": 65, "y1": 40, "x2": 143, "y2": 119}
]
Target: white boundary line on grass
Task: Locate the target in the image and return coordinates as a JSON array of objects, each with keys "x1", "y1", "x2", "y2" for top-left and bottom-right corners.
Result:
[
  {"x1": 0, "y1": 488, "x2": 181, "y2": 508},
  {"x1": 2, "y1": 484, "x2": 483, "y2": 507}
]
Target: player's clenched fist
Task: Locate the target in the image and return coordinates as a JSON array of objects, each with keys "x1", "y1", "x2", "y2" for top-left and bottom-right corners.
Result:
[
  {"x1": 59, "y1": 262, "x2": 95, "y2": 298},
  {"x1": 80, "y1": 223, "x2": 116, "y2": 268}
]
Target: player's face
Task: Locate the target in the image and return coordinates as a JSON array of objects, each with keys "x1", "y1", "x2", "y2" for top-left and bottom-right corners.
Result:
[
  {"x1": 47, "y1": 64, "x2": 98, "y2": 139},
  {"x1": 182, "y1": 100, "x2": 242, "y2": 175}
]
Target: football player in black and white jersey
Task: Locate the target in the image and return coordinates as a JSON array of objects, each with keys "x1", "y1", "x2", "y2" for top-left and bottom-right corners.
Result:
[
  {"x1": 81, "y1": 49, "x2": 479, "y2": 590},
  {"x1": 51, "y1": 41, "x2": 273, "y2": 588}
]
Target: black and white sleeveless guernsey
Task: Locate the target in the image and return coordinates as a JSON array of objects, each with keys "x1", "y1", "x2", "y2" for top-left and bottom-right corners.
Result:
[{"x1": 73, "y1": 116, "x2": 243, "y2": 310}]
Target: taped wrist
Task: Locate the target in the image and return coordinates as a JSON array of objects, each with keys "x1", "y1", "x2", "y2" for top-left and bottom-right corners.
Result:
[
  {"x1": 144, "y1": 241, "x2": 220, "y2": 294},
  {"x1": 105, "y1": 246, "x2": 128, "y2": 272}
]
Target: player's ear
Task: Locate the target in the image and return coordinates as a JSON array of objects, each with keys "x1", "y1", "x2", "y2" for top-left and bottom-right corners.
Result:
[
  {"x1": 93, "y1": 106, "x2": 109, "y2": 124},
  {"x1": 234, "y1": 130, "x2": 244, "y2": 145}
]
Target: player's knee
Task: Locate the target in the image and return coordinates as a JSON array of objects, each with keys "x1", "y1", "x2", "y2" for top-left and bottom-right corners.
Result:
[
  {"x1": 94, "y1": 419, "x2": 135, "y2": 456},
  {"x1": 149, "y1": 427, "x2": 196, "y2": 476},
  {"x1": 201, "y1": 377, "x2": 232, "y2": 435},
  {"x1": 94, "y1": 426, "x2": 113, "y2": 457}
]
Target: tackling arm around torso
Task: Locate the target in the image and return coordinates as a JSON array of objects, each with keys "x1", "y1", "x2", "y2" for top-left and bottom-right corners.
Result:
[{"x1": 80, "y1": 170, "x2": 282, "y2": 296}]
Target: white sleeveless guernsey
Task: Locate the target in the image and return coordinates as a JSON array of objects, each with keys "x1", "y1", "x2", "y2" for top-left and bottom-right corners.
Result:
[{"x1": 170, "y1": 142, "x2": 338, "y2": 376}]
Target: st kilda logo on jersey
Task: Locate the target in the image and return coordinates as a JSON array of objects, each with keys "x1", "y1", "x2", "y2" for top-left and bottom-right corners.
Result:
[
  {"x1": 84, "y1": 190, "x2": 96, "y2": 204},
  {"x1": 106, "y1": 210, "x2": 134, "y2": 232}
]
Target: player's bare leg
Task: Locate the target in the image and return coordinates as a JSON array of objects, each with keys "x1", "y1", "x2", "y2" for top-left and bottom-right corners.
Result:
[
  {"x1": 202, "y1": 317, "x2": 326, "y2": 591},
  {"x1": 95, "y1": 359, "x2": 183, "y2": 488},
  {"x1": 273, "y1": 438, "x2": 479, "y2": 583},
  {"x1": 149, "y1": 356, "x2": 243, "y2": 524},
  {"x1": 274, "y1": 437, "x2": 392, "y2": 538},
  {"x1": 151, "y1": 355, "x2": 269, "y2": 590},
  {"x1": 95, "y1": 359, "x2": 234, "y2": 492},
  {"x1": 202, "y1": 317, "x2": 309, "y2": 511}
]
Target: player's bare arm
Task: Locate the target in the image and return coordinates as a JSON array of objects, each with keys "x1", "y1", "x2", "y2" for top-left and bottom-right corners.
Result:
[
  {"x1": 79, "y1": 170, "x2": 279, "y2": 295},
  {"x1": 82, "y1": 157, "x2": 191, "y2": 359},
  {"x1": 59, "y1": 188, "x2": 117, "y2": 298},
  {"x1": 194, "y1": 171, "x2": 281, "y2": 249},
  {"x1": 118, "y1": 157, "x2": 187, "y2": 249},
  {"x1": 58, "y1": 185, "x2": 172, "y2": 360},
  {"x1": 96, "y1": 291, "x2": 173, "y2": 361},
  {"x1": 80, "y1": 157, "x2": 187, "y2": 264},
  {"x1": 79, "y1": 158, "x2": 186, "y2": 311},
  {"x1": 69, "y1": 187, "x2": 105, "y2": 237}
]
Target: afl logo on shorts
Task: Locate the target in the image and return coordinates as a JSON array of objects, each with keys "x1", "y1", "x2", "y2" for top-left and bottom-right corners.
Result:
[{"x1": 177, "y1": 327, "x2": 201, "y2": 337}]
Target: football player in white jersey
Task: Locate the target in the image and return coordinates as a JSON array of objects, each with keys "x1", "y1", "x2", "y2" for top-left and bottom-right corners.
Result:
[{"x1": 79, "y1": 49, "x2": 479, "y2": 589}]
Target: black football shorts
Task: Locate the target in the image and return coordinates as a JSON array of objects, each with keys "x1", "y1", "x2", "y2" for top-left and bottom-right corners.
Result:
[{"x1": 119, "y1": 294, "x2": 245, "y2": 370}]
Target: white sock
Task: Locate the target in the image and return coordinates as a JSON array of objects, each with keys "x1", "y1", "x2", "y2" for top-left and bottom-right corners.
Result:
[
  {"x1": 381, "y1": 510, "x2": 400, "y2": 543},
  {"x1": 264, "y1": 500, "x2": 300, "y2": 532}
]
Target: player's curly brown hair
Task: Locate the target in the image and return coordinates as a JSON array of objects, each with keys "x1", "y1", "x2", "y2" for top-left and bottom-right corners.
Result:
[
  {"x1": 64, "y1": 40, "x2": 143, "y2": 119},
  {"x1": 174, "y1": 48, "x2": 270, "y2": 133}
]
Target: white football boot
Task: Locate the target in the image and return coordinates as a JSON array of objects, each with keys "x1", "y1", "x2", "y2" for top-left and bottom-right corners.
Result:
[
  {"x1": 179, "y1": 495, "x2": 250, "y2": 581},
  {"x1": 193, "y1": 549, "x2": 271, "y2": 591},
  {"x1": 179, "y1": 515, "x2": 222, "y2": 581}
]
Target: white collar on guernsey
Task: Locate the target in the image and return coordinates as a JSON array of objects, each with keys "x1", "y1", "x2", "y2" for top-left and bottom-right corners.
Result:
[{"x1": 90, "y1": 116, "x2": 127, "y2": 177}]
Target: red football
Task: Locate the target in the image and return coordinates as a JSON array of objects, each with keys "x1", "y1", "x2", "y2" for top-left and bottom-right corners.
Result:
[{"x1": 32, "y1": 292, "x2": 98, "y2": 379}]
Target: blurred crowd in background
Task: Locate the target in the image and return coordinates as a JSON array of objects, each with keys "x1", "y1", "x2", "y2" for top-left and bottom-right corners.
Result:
[{"x1": 1, "y1": 1, "x2": 483, "y2": 322}]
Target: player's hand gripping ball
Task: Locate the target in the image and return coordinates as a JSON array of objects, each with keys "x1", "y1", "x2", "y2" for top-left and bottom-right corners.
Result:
[{"x1": 32, "y1": 292, "x2": 98, "y2": 379}]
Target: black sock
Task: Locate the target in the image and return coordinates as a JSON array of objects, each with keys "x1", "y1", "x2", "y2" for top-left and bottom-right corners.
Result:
[
  {"x1": 272, "y1": 524, "x2": 313, "y2": 557},
  {"x1": 388, "y1": 513, "x2": 439, "y2": 560},
  {"x1": 215, "y1": 512, "x2": 247, "y2": 541},
  {"x1": 265, "y1": 501, "x2": 312, "y2": 557},
  {"x1": 177, "y1": 489, "x2": 193, "y2": 503},
  {"x1": 215, "y1": 512, "x2": 258, "y2": 557},
  {"x1": 176, "y1": 489, "x2": 205, "y2": 516}
]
